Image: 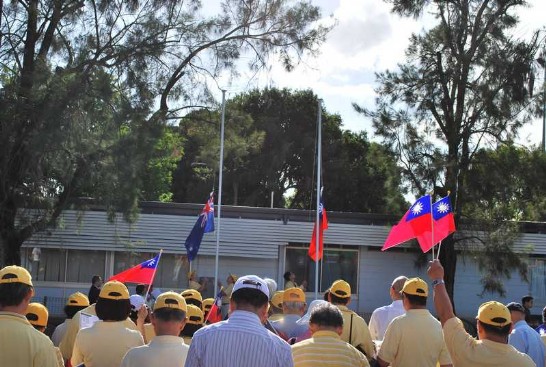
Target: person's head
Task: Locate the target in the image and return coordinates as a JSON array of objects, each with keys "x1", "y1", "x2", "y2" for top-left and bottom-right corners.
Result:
[
  {"x1": 284, "y1": 271, "x2": 294, "y2": 282},
  {"x1": 270, "y1": 291, "x2": 284, "y2": 314},
  {"x1": 26, "y1": 302, "x2": 49, "y2": 333},
  {"x1": 187, "y1": 270, "x2": 196, "y2": 281},
  {"x1": 227, "y1": 274, "x2": 237, "y2": 284},
  {"x1": 390, "y1": 275, "x2": 408, "y2": 301},
  {"x1": 282, "y1": 287, "x2": 307, "y2": 316},
  {"x1": 328, "y1": 280, "x2": 351, "y2": 306},
  {"x1": 91, "y1": 275, "x2": 103, "y2": 287},
  {"x1": 401, "y1": 278, "x2": 428, "y2": 309},
  {"x1": 64, "y1": 292, "x2": 90, "y2": 319},
  {"x1": 263, "y1": 277, "x2": 278, "y2": 301},
  {"x1": 230, "y1": 275, "x2": 270, "y2": 320},
  {"x1": 506, "y1": 302, "x2": 526, "y2": 324},
  {"x1": 135, "y1": 284, "x2": 147, "y2": 296},
  {"x1": 476, "y1": 301, "x2": 512, "y2": 343},
  {"x1": 151, "y1": 291, "x2": 187, "y2": 337},
  {"x1": 202, "y1": 298, "x2": 214, "y2": 319},
  {"x1": 181, "y1": 289, "x2": 203, "y2": 310},
  {"x1": 181, "y1": 304, "x2": 204, "y2": 337},
  {"x1": 0, "y1": 266, "x2": 34, "y2": 313},
  {"x1": 323, "y1": 289, "x2": 330, "y2": 301},
  {"x1": 308, "y1": 303, "x2": 344, "y2": 335},
  {"x1": 129, "y1": 294, "x2": 146, "y2": 323},
  {"x1": 95, "y1": 281, "x2": 131, "y2": 321},
  {"x1": 522, "y1": 295, "x2": 534, "y2": 309}
]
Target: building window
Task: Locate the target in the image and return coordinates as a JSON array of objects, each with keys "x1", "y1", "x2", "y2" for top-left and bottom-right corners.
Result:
[
  {"x1": 24, "y1": 248, "x2": 66, "y2": 282},
  {"x1": 113, "y1": 251, "x2": 189, "y2": 290},
  {"x1": 529, "y1": 258, "x2": 546, "y2": 303},
  {"x1": 67, "y1": 250, "x2": 106, "y2": 283},
  {"x1": 285, "y1": 246, "x2": 359, "y2": 294}
]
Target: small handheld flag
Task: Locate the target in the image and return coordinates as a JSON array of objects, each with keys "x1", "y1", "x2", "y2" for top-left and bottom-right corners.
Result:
[
  {"x1": 417, "y1": 195, "x2": 456, "y2": 253},
  {"x1": 308, "y1": 195, "x2": 328, "y2": 262},
  {"x1": 205, "y1": 290, "x2": 223, "y2": 324},
  {"x1": 109, "y1": 254, "x2": 160, "y2": 284},
  {"x1": 185, "y1": 193, "x2": 215, "y2": 262}
]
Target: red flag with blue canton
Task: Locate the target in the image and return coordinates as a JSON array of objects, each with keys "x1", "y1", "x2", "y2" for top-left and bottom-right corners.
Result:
[
  {"x1": 382, "y1": 195, "x2": 433, "y2": 252},
  {"x1": 205, "y1": 290, "x2": 223, "y2": 324},
  {"x1": 185, "y1": 193, "x2": 215, "y2": 262},
  {"x1": 417, "y1": 195, "x2": 456, "y2": 252},
  {"x1": 308, "y1": 196, "x2": 328, "y2": 262},
  {"x1": 109, "y1": 254, "x2": 160, "y2": 284}
]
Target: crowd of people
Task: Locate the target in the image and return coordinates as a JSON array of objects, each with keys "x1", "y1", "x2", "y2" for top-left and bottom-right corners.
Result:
[{"x1": 1, "y1": 260, "x2": 545, "y2": 366}]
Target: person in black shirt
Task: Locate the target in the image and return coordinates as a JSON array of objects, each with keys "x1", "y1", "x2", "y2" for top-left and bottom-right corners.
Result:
[{"x1": 88, "y1": 275, "x2": 103, "y2": 304}]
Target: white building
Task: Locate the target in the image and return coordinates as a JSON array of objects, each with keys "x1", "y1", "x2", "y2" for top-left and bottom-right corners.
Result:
[{"x1": 21, "y1": 202, "x2": 546, "y2": 320}]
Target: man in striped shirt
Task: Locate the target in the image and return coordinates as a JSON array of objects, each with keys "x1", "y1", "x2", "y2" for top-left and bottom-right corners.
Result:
[
  {"x1": 185, "y1": 275, "x2": 293, "y2": 367},
  {"x1": 291, "y1": 303, "x2": 369, "y2": 367}
]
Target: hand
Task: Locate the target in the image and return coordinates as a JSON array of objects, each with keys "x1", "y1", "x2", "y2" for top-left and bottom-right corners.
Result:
[
  {"x1": 427, "y1": 259, "x2": 444, "y2": 280},
  {"x1": 137, "y1": 304, "x2": 149, "y2": 325}
]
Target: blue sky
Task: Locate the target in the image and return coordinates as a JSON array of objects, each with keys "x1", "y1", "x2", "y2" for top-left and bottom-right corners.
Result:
[{"x1": 215, "y1": 0, "x2": 546, "y2": 147}]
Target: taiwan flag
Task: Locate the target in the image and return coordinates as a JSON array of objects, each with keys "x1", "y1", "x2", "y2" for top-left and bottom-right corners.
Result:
[
  {"x1": 205, "y1": 291, "x2": 223, "y2": 324},
  {"x1": 109, "y1": 254, "x2": 160, "y2": 284},
  {"x1": 382, "y1": 195, "x2": 433, "y2": 251},
  {"x1": 308, "y1": 195, "x2": 328, "y2": 262},
  {"x1": 185, "y1": 193, "x2": 215, "y2": 262},
  {"x1": 417, "y1": 195, "x2": 456, "y2": 253}
]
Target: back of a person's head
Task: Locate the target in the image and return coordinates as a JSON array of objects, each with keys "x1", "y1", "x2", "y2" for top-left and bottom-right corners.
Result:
[
  {"x1": 328, "y1": 292, "x2": 349, "y2": 305},
  {"x1": 263, "y1": 277, "x2": 277, "y2": 300},
  {"x1": 392, "y1": 276, "x2": 408, "y2": 293},
  {"x1": 153, "y1": 307, "x2": 186, "y2": 322},
  {"x1": 180, "y1": 323, "x2": 202, "y2": 337},
  {"x1": 522, "y1": 295, "x2": 533, "y2": 304},
  {"x1": 403, "y1": 293, "x2": 427, "y2": 307},
  {"x1": 0, "y1": 266, "x2": 33, "y2": 308},
  {"x1": 283, "y1": 271, "x2": 292, "y2": 281},
  {"x1": 91, "y1": 275, "x2": 101, "y2": 284},
  {"x1": 309, "y1": 303, "x2": 344, "y2": 329},
  {"x1": 479, "y1": 320, "x2": 512, "y2": 338},
  {"x1": 95, "y1": 281, "x2": 130, "y2": 321},
  {"x1": 232, "y1": 288, "x2": 269, "y2": 309},
  {"x1": 65, "y1": 305, "x2": 88, "y2": 319},
  {"x1": 135, "y1": 284, "x2": 147, "y2": 295}
]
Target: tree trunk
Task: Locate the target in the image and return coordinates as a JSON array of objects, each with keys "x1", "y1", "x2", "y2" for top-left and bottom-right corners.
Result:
[{"x1": 438, "y1": 234, "x2": 457, "y2": 312}]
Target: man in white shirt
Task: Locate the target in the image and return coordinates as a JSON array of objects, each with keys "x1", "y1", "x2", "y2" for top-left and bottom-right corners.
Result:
[
  {"x1": 121, "y1": 291, "x2": 189, "y2": 367},
  {"x1": 368, "y1": 275, "x2": 407, "y2": 341}
]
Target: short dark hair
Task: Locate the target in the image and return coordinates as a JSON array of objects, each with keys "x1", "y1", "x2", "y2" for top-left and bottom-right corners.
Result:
[
  {"x1": 91, "y1": 275, "x2": 101, "y2": 284},
  {"x1": 231, "y1": 288, "x2": 269, "y2": 309},
  {"x1": 329, "y1": 293, "x2": 349, "y2": 306},
  {"x1": 135, "y1": 284, "x2": 147, "y2": 295},
  {"x1": 403, "y1": 293, "x2": 427, "y2": 306},
  {"x1": 180, "y1": 323, "x2": 201, "y2": 338},
  {"x1": 522, "y1": 295, "x2": 533, "y2": 304},
  {"x1": 153, "y1": 308, "x2": 186, "y2": 322},
  {"x1": 309, "y1": 304, "x2": 344, "y2": 328},
  {"x1": 478, "y1": 320, "x2": 512, "y2": 338},
  {"x1": 542, "y1": 306, "x2": 546, "y2": 323},
  {"x1": 323, "y1": 291, "x2": 330, "y2": 301},
  {"x1": 284, "y1": 271, "x2": 292, "y2": 282},
  {"x1": 0, "y1": 283, "x2": 33, "y2": 307},
  {"x1": 95, "y1": 298, "x2": 131, "y2": 321},
  {"x1": 64, "y1": 305, "x2": 88, "y2": 319}
]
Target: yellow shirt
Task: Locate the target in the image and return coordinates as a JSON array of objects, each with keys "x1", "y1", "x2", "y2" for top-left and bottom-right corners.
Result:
[
  {"x1": 285, "y1": 280, "x2": 297, "y2": 289},
  {"x1": 0, "y1": 311, "x2": 59, "y2": 367},
  {"x1": 291, "y1": 330, "x2": 370, "y2": 367},
  {"x1": 144, "y1": 322, "x2": 156, "y2": 343},
  {"x1": 336, "y1": 305, "x2": 375, "y2": 360},
  {"x1": 378, "y1": 309, "x2": 451, "y2": 367},
  {"x1": 59, "y1": 304, "x2": 139, "y2": 360},
  {"x1": 54, "y1": 347, "x2": 64, "y2": 367},
  {"x1": 183, "y1": 335, "x2": 193, "y2": 345},
  {"x1": 443, "y1": 317, "x2": 535, "y2": 367},
  {"x1": 120, "y1": 335, "x2": 189, "y2": 367},
  {"x1": 71, "y1": 320, "x2": 144, "y2": 367},
  {"x1": 189, "y1": 280, "x2": 201, "y2": 290},
  {"x1": 221, "y1": 283, "x2": 234, "y2": 304}
]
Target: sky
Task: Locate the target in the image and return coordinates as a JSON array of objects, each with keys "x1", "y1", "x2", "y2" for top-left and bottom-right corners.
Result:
[{"x1": 217, "y1": 0, "x2": 546, "y2": 147}]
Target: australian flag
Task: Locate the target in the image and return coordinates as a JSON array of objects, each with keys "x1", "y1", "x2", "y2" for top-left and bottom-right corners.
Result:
[{"x1": 184, "y1": 193, "x2": 215, "y2": 262}]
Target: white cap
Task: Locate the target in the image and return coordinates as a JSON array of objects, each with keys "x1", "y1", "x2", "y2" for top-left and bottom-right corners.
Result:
[
  {"x1": 232, "y1": 275, "x2": 270, "y2": 299},
  {"x1": 130, "y1": 294, "x2": 145, "y2": 311}
]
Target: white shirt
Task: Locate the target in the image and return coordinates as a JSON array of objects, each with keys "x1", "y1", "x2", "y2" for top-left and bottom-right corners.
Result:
[
  {"x1": 368, "y1": 300, "x2": 405, "y2": 341},
  {"x1": 185, "y1": 310, "x2": 293, "y2": 367},
  {"x1": 51, "y1": 319, "x2": 69, "y2": 347},
  {"x1": 121, "y1": 335, "x2": 189, "y2": 367}
]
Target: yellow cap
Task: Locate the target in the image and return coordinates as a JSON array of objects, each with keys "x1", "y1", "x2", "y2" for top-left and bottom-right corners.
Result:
[
  {"x1": 181, "y1": 289, "x2": 203, "y2": 303},
  {"x1": 477, "y1": 301, "x2": 512, "y2": 327},
  {"x1": 402, "y1": 278, "x2": 428, "y2": 297},
  {"x1": 186, "y1": 304, "x2": 204, "y2": 325},
  {"x1": 271, "y1": 291, "x2": 284, "y2": 309},
  {"x1": 330, "y1": 280, "x2": 351, "y2": 298},
  {"x1": 0, "y1": 265, "x2": 33, "y2": 286},
  {"x1": 229, "y1": 273, "x2": 238, "y2": 282},
  {"x1": 99, "y1": 281, "x2": 130, "y2": 300},
  {"x1": 283, "y1": 287, "x2": 306, "y2": 303},
  {"x1": 26, "y1": 302, "x2": 48, "y2": 327},
  {"x1": 154, "y1": 291, "x2": 187, "y2": 312},
  {"x1": 66, "y1": 292, "x2": 90, "y2": 307},
  {"x1": 202, "y1": 298, "x2": 214, "y2": 311}
]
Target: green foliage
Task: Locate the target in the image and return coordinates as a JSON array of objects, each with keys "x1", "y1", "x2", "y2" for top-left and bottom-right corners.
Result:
[
  {"x1": 359, "y1": 0, "x2": 543, "y2": 298},
  {"x1": 174, "y1": 88, "x2": 407, "y2": 213}
]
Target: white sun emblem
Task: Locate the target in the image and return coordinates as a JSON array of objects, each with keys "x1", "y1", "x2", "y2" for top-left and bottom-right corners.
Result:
[
  {"x1": 437, "y1": 202, "x2": 449, "y2": 213},
  {"x1": 412, "y1": 202, "x2": 423, "y2": 215}
]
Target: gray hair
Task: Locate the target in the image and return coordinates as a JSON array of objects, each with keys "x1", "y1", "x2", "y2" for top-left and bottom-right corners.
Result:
[{"x1": 263, "y1": 277, "x2": 277, "y2": 300}]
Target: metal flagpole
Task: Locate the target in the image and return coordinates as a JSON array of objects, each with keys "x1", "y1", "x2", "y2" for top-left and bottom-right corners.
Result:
[
  {"x1": 430, "y1": 195, "x2": 435, "y2": 260},
  {"x1": 314, "y1": 99, "x2": 322, "y2": 300},
  {"x1": 214, "y1": 90, "x2": 226, "y2": 298}
]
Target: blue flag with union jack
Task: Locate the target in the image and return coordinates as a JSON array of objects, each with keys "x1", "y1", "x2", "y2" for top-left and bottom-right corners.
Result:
[{"x1": 184, "y1": 193, "x2": 215, "y2": 261}]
